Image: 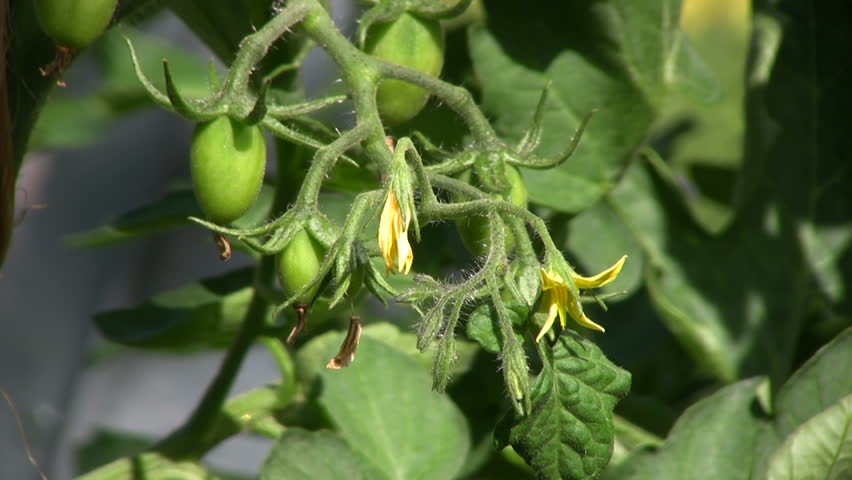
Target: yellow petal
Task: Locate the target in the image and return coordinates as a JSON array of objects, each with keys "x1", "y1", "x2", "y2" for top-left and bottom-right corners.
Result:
[
  {"x1": 378, "y1": 190, "x2": 414, "y2": 274},
  {"x1": 378, "y1": 192, "x2": 399, "y2": 273},
  {"x1": 572, "y1": 255, "x2": 627, "y2": 289},
  {"x1": 535, "y1": 291, "x2": 560, "y2": 342},
  {"x1": 555, "y1": 283, "x2": 569, "y2": 328},
  {"x1": 540, "y1": 268, "x2": 564, "y2": 290},
  {"x1": 397, "y1": 224, "x2": 413, "y2": 274},
  {"x1": 566, "y1": 294, "x2": 606, "y2": 332}
]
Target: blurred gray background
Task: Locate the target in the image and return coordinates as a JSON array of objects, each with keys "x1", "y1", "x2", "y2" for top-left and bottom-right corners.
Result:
[{"x1": 0, "y1": 4, "x2": 355, "y2": 478}]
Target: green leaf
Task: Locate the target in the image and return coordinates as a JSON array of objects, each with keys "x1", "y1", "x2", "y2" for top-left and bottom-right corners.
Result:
[
  {"x1": 466, "y1": 301, "x2": 528, "y2": 354},
  {"x1": 766, "y1": 393, "x2": 852, "y2": 480},
  {"x1": 647, "y1": 3, "x2": 748, "y2": 233},
  {"x1": 570, "y1": 158, "x2": 809, "y2": 383},
  {"x1": 740, "y1": 0, "x2": 852, "y2": 313},
  {"x1": 470, "y1": 0, "x2": 711, "y2": 212},
  {"x1": 67, "y1": 188, "x2": 200, "y2": 248},
  {"x1": 77, "y1": 452, "x2": 218, "y2": 480},
  {"x1": 68, "y1": 184, "x2": 275, "y2": 248},
  {"x1": 260, "y1": 429, "x2": 367, "y2": 480},
  {"x1": 666, "y1": 32, "x2": 722, "y2": 104},
  {"x1": 29, "y1": 96, "x2": 114, "y2": 150},
  {"x1": 94, "y1": 268, "x2": 254, "y2": 350},
  {"x1": 752, "y1": 327, "x2": 852, "y2": 478},
  {"x1": 496, "y1": 332, "x2": 631, "y2": 480},
  {"x1": 297, "y1": 332, "x2": 471, "y2": 480},
  {"x1": 603, "y1": 378, "x2": 768, "y2": 480},
  {"x1": 297, "y1": 323, "x2": 477, "y2": 386},
  {"x1": 774, "y1": 327, "x2": 852, "y2": 434}
]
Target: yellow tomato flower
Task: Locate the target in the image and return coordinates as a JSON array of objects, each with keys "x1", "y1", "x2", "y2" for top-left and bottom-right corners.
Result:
[
  {"x1": 535, "y1": 255, "x2": 627, "y2": 342},
  {"x1": 378, "y1": 189, "x2": 413, "y2": 274}
]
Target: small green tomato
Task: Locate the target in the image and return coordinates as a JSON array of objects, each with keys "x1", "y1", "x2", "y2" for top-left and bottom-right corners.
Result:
[
  {"x1": 190, "y1": 116, "x2": 267, "y2": 225},
  {"x1": 364, "y1": 13, "x2": 445, "y2": 126},
  {"x1": 456, "y1": 165, "x2": 528, "y2": 257},
  {"x1": 35, "y1": 0, "x2": 118, "y2": 49},
  {"x1": 277, "y1": 228, "x2": 327, "y2": 304}
]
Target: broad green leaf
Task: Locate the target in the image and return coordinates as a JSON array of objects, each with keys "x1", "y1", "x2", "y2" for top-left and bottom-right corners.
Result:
[
  {"x1": 571, "y1": 159, "x2": 806, "y2": 383},
  {"x1": 496, "y1": 332, "x2": 631, "y2": 480},
  {"x1": 29, "y1": 97, "x2": 114, "y2": 150},
  {"x1": 647, "y1": 2, "x2": 748, "y2": 233},
  {"x1": 297, "y1": 332, "x2": 470, "y2": 480},
  {"x1": 297, "y1": 323, "x2": 476, "y2": 385},
  {"x1": 260, "y1": 429, "x2": 366, "y2": 480},
  {"x1": 774, "y1": 327, "x2": 852, "y2": 435},
  {"x1": 94, "y1": 268, "x2": 254, "y2": 350},
  {"x1": 568, "y1": 162, "x2": 735, "y2": 381},
  {"x1": 68, "y1": 184, "x2": 275, "y2": 248},
  {"x1": 609, "y1": 415, "x2": 663, "y2": 467},
  {"x1": 575, "y1": 0, "x2": 850, "y2": 385},
  {"x1": 470, "y1": 0, "x2": 712, "y2": 212},
  {"x1": 602, "y1": 378, "x2": 768, "y2": 480},
  {"x1": 766, "y1": 394, "x2": 852, "y2": 480},
  {"x1": 799, "y1": 223, "x2": 852, "y2": 304},
  {"x1": 752, "y1": 327, "x2": 852, "y2": 479},
  {"x1": 466, "y1": 301, "x2": 528, "y2": 354},
  {"x1": 67, "y1": 188, "x2": 200, "y2": 248},
  {"x1": 77, "y1": 452, "x2": 217, "y2": 480},
  {"x1": 739, "y1": 0, "x2": 852, "y2": 312}
]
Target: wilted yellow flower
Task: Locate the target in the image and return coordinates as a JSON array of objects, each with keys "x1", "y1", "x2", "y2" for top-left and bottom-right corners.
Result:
[
  {"x1": 378, "y1": 190, "x2": 413, "y2": 274},
  {"x1": 536, "y1": 255, "x2": 627, "y2": 342}
]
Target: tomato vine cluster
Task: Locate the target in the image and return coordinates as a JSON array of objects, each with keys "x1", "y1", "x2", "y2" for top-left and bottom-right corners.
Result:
[{"x1": 126, "y1": 0, "x2": 607, "y2": 416}]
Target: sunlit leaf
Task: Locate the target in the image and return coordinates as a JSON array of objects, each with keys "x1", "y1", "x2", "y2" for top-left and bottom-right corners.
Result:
[
  {"x1": 260, "y1": 429, "x2": 366, "y2": 480},
  {"x1": 496, "y1": 332, "x2": 631, "y2": 480}
]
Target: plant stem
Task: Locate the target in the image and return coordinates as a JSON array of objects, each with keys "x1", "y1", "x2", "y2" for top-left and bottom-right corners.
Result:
[
  {"x1": 155, "y1": 285, "x2": 271, "y2": 458},
  {"x1": 155, "y1": 117, "x2": 313, "y2": 461}
]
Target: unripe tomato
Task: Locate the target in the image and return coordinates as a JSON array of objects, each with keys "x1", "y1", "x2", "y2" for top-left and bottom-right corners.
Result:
[
  {"x1": 190, "y1": 117, "x2": 267, "y2": 225},
  {"x1": 277, "y1": 228, "x2": 328, "y2": 304},
  {"x1": 35, "y1": 0, "x2": 118, "y2": 49},
  {"x1": 456, "y1": 165, "x2": 528, "y2": 257},
  {"x1": 364, "y1": 13, "x2": 445, "y2": 126}
]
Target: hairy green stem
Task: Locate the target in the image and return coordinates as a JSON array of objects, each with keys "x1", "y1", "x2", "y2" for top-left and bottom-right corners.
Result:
[
  {"x1": 376, "y1": 61, "x2": 499, "y2": 145},
  {"x1": 225, "y1": 3, "x2": 311, "y2": 108},
  {"x1": 425, "y1": 174, "x2": 562, "y2": 260},
  {"x1": 155, "y1": 285, "x2": 272, "y2": 459},
  {"x1": 155, "y1": 108, "x2": 313, "y2": 460}
]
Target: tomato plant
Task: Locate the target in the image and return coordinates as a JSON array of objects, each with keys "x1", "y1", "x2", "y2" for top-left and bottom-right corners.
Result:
[{"x1": 6, "y1": 1, "x2": 852, "y2": 479}]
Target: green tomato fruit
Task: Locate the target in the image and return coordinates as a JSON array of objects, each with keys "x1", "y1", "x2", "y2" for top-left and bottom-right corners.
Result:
[
  {"x1": 190, "y1": 117, "x2": 267, "y2": 225},
  {"x1": 364, "y1": 13, "x2": 445, "y2": 126},
  {"x1": 35, "y1": 0, "x2": 118, "y2": 49},
  {"x1": 277, "y1": 228, "x2": 328, "y2": 304},
  {"x1": 456, "y1": 165, "x2": 528, "y2": 257}
]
